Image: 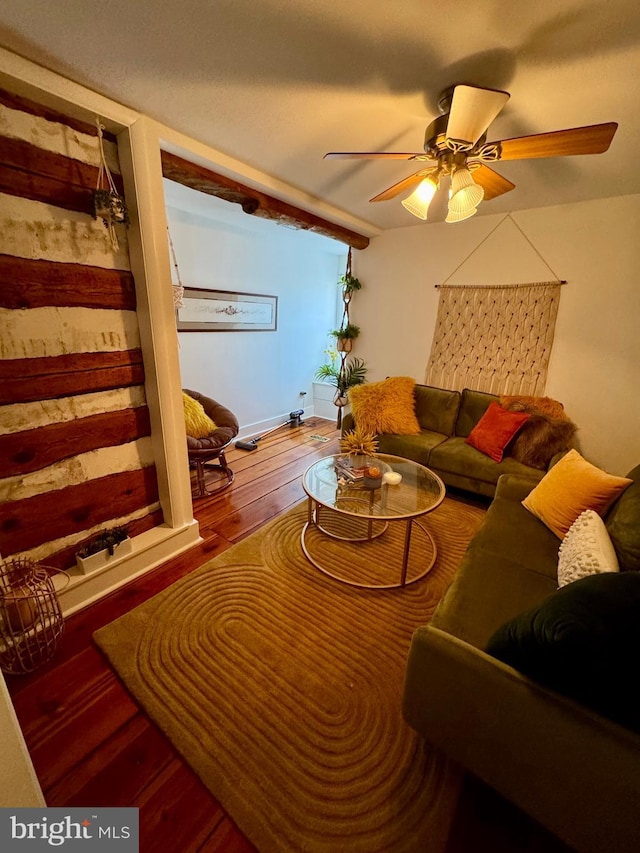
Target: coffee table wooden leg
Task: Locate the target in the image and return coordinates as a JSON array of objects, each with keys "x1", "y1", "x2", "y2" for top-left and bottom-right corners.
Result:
[{"x1": 401, "y1": 519, "x2": 413, "y2": 586}]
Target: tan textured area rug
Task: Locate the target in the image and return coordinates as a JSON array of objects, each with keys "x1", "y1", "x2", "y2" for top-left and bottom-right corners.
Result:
[{"x1": 94, "y1": 498, "x2": 485, "y2": 852}]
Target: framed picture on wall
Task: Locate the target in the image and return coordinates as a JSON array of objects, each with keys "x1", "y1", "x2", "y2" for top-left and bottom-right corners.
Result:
[{"x1": 176, "y1": 287, "x2": 278, "y2": 332}]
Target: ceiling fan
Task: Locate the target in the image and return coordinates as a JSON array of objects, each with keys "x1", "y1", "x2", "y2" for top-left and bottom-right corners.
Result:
[{"x1": 324, "y1": 85, "x2": 618, "y2": 223}]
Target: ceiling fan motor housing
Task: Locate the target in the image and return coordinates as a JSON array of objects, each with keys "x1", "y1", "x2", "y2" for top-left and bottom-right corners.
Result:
[
  {"x1": 424, "y1": 113, "x2": 488, "y2": 164},
  {"x1": 423, "y1": 114, "x2": 448, "y2": 157}
]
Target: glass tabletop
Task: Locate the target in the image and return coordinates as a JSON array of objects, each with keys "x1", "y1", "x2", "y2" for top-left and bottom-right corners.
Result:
[{"x1": 302, "y1": 454, "x2": 445, "y2": 520}]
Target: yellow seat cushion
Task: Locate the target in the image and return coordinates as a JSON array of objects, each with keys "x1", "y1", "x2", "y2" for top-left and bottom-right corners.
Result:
[
  {"x1": 183, "y1": 392, "x2": 217, "y2": 438},
  {"x1": 349, "y1": 376, "x2": 421, "y2": 436},
  {"x1": 522, "y1": 449, "x2": 633, "y2": 539}
]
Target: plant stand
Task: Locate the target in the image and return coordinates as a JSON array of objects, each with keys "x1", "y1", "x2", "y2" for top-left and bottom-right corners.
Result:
[{"x1": 335, "y1": 249, "x2": 361, "y2": 427}]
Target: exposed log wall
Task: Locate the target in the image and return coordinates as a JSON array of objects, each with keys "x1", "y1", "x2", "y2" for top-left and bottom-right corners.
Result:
[{"x1": 0, "y1": 88, "x2": 161, "y2": 570}]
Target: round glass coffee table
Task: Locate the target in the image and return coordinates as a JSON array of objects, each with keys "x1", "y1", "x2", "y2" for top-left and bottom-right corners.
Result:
[{"x1": 301, "y1": 453, "x2": 445, "y2": 589}]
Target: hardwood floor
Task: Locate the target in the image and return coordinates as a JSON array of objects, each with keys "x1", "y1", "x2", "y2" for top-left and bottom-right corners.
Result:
[
  {"x1": 6, "y1": 415, "x2": 340, "y2": 852},
  {"x1": 6, "y1": 415, "x2": 571, "y2": 852}
]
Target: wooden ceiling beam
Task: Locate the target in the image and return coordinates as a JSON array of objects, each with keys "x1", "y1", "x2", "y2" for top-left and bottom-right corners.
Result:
[{"x1": 161, "y1": 151, "x2": 369, "y2": 250}]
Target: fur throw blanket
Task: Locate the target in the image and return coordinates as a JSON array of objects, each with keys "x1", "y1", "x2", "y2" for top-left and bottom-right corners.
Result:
[{"x1": 500, "y1": 395, "x2": 577, "y2": 470}]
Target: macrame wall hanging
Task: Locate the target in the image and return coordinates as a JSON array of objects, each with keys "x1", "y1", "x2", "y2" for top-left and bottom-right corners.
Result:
[
  {"x1": 425, "y1": 215, "x2": 566, "y2": 396},
  {"x1": 167, "y1": 226, "x2": 185, "y2": 309},
  {"x1": 92, "y1": 117, "x2": 129, "y2": 251}
]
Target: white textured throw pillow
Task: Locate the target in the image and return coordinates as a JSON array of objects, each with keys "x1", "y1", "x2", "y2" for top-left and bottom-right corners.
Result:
[{"x1": 557, "y1": 509, "x2": 620, "y2": 587}]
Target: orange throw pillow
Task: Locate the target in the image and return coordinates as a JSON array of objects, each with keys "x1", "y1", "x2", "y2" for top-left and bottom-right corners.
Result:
[
  {"x1": 522, "y1": 449, "x2": 633, "y2": 539},
  {"x1": 465, "y1": 402, "x2": 530, "y2": 462},
  {"x1": 349, "y1": 377, "x2": 421, "y2": 435}
]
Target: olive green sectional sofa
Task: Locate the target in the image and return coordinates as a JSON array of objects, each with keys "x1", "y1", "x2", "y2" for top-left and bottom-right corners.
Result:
[
  {"x1": 402, "y1": 465, "x2": 640, "y2": 853},
  {"x1": 341, "y1": 384, "x2": 563, "y2": 498}
]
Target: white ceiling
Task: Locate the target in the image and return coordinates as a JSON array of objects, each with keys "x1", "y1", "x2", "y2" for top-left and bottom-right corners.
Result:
[{"x1": 1, "y1": 0, "x2": 638, "y2": 232}]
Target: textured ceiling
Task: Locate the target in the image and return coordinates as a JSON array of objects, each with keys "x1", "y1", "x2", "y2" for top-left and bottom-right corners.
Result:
[{"x1": 1, "y1": 0, "x2": 638, "y2": 231}]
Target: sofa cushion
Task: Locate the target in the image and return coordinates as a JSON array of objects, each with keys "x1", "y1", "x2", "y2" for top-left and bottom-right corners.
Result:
[
  {"x1": 558, "y1": 510, "x2": 619, "y2": 587},
  {"x1": 377, "y1": 430, "x2": 447, "y2": 468},
  {"x1": 349, "y1": 376, "x2": 421, "y2": 435},
  {"x1": 466, "y1": 480, "x2": 561, "y2": 579},
  {"x1": 465, "y1": 402, "x2": 530, "y2": 462},
  {"x1": 414, "y1": 384, "x2": 461, "y2": 435},
  {"x1": 429, "y1": 437, "x2": 545, "y2": 486},
  {"x1": 605, "y1": 464, "x2": 640, "y2": 572},
  {"x1": 486, "y1": 573, "x2": 640, "y2": 733},
  {"x1": 431, "y1": 550, "x2": 558, "y2": 651},
  {"x1": 455, "y1": 388, "x2": 498, "y2": 437},
  {"x1": 522, "y1": 449, "x2": 633, "y2": 539}
]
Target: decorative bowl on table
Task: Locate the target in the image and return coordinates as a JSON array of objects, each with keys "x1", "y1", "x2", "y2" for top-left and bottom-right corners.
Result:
[{"x1": 362, "y1": 466, "x2": 383, "y2": 489}]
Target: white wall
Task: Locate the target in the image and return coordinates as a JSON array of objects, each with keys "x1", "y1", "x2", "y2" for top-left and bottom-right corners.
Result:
[
  {"x1": 164, "y1": 180, "x2": 346, "y2": 435},
  {"x1": 352, "y1": 194, "x2": 640, "y2": 476}
]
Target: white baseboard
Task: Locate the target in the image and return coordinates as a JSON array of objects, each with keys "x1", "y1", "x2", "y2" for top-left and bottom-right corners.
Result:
[{"x1": 56, "y1": 520, "x2": 201, "y2": 617}]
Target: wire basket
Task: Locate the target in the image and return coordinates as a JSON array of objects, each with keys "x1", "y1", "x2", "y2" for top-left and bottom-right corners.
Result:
[{"x1": 0, "y1": 557, "x2": 68, "y2": 675}]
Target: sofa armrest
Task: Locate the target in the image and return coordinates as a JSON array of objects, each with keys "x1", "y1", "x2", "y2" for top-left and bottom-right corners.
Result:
[
  {"x1": 493, "y1": 473, "x2": 541, "y2": 503},
  {"x1": 403, "y1": 625, "x2": 640, "y2": 853}
]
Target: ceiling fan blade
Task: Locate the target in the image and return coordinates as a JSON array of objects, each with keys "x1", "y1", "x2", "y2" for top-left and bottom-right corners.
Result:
[
  {"x1": 495, "y1": 122, "x2": 618, "y2": 160},
  {"x1": 324, "y1": 152, "x2": 427, "y2": 160},
  {"x1": 446, "y1": 85, "x2": 510, "y2": 147},
  {"x1": 369, "y1": 169, "x2": 436, "y2": 202},
  {"x1": 470, "y1": 164, "x2": 515, "y2": 200}
]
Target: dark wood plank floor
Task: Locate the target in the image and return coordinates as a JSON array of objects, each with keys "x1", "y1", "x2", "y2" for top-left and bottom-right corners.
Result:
[{"x1": 6, "y1": 415, "x2": 572, "y2": 852}]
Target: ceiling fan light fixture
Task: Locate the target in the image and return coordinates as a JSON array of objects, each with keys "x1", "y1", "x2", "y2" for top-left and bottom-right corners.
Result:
[
  {"x1": 445, "y1": 205, "x2": 478, "y2": 223},
  {"x1": 401, "y1": 174, "x2": 439, "y2": 219},
  {"x1": 449, "y1": 165, "x2": 484, "y2": 214}
]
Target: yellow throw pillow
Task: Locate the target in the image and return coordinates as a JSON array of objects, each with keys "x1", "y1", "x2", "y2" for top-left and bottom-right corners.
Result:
[
  {"x1": 183, "y1": 392, "x2": 217, "y2": 438},
  {"x1": 349, "y1": 376, "x2": 421, "y2": 435},
  {"x1": 522, "y1": 449, "x2": 632, "y2": 539}
]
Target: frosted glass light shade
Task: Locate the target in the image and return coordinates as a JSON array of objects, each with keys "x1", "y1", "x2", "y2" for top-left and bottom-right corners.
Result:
[
  {"x1": 401, "y1": 175, "x2": 438, "y2": 219},
  {"x1": 445, "y1": 205, "x2": 478, "y2": 223},
  {"x1": 449, "y1": 166, "x2": 484, "y2": 214}
]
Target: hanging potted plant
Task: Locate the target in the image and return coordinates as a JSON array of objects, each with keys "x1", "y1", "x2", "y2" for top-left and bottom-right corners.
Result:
[
  {"x1": 317, "y1": 247, "x2": 366, "y2": 427},
  {"x1": 315, "y1": 355, "x2": 367, "y2": 409},
  {"x1": 339, "y1": 272, "x2": 362, "y2": 303},
  {"x1": 75, "y1": 526, "x2": 132, "y2": 575},
  {"x1": 330, "y1": 323, "x2": 361, "y2": 353},
  {"x1": 91, "y1": 117, "x2": 129, "y2": 251}
]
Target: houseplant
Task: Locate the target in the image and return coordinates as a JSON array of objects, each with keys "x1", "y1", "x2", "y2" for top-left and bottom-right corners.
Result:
[
  {"x1": 330, "y1": 323, "x2": 361, "y2": 353},
  {"x1": 340, "y1": 427, "x2": 378, "y2": 468},
  {"x1": 315, "y1": 354, "x2": 367, "y2": 406},
  {"x1": 75, "y1": 526, "x2": 131, "y2": 574},
  {"x1": 316, "y1": 248, "x2": 366, "y2": 427},
  {"x1": 340, "y1": 272, "x2": 362, "y2": 302},
  {"x1": 340, "y1": 427, "x2": 378, "y2": 458}
]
